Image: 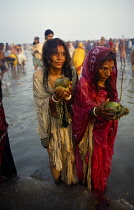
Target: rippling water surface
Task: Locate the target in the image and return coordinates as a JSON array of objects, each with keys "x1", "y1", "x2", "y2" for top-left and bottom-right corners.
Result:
[{"x1": 1, "y1": 52, "x2": 134, "y2": 209}]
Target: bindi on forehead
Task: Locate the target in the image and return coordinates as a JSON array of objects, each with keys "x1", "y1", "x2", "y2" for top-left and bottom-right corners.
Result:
[{"x1": 57, "y1": 45, "x2": 65, "y2": 52}]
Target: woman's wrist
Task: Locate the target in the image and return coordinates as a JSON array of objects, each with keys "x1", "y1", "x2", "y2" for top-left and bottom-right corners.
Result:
[
  {"x1": 92, "y1": 107, "x2": 98, "y2": 116},
  {"x1": 65, "y1": 94, "x2": 71, "y2": 100},
  {"x1": 41, "y1": 138, "x2": 49, "y2": 148},
  {"x1": 52, "y1": 94, "x2": 60, "y2": 103}
]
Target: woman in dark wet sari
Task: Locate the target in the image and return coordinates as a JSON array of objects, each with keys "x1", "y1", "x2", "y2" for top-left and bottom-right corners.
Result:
[{"x1": 0, "y1": 79, "x2": 17, "y2": 183}]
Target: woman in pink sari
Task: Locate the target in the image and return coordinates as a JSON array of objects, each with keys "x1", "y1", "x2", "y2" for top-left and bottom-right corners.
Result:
[{"x1": 72, "y1": 46, "x2": 119, "y2": 194}]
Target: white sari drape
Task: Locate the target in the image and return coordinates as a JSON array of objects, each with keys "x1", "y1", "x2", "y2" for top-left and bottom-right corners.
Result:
[{"x1": 33, "y1": 69, "x2": 77, "y2": 185}]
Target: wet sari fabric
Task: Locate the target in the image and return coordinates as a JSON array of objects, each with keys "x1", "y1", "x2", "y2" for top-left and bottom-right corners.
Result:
[
  {"x1": 0, "y1": 80, "x2": 17, "y2": 179},
  {"x1": 0, "y1": 103, "x2": 8, "y2": 166},
  {"x1": 72, "y1": 46, "x2": 119, "y2": 192}
]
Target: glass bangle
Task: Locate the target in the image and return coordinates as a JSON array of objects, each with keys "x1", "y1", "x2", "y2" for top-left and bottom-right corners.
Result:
[
  {"x1": 93, "y1": 107, "x2": 98, "y2": 116},
  {"x1": 52, "y1": 95, "x2": 60, "y2": 102},
  {"x1": 65, "y1": 95, "x2": 71, "y2": 100}
]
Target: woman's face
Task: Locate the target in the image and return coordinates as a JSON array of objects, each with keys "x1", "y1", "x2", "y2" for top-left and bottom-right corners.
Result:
[
  {"x1": 50, "y1": 45, "x2": 66, "y2": 69},
  {"x1": 98, "y1": 60, "x2": 114, "y2": 81}
]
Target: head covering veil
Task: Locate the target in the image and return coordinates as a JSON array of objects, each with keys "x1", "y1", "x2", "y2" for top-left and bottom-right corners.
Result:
[{"x1": 82, "y1": 46, "x2": 118, "y2": 95}]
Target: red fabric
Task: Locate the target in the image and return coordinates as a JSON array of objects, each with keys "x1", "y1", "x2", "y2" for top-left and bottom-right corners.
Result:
[
  {"x1": 109, "y1": 41, "x2": 113, "y2": 48},
  {"x1": 91, "y1": 119, "x2": 118, "y2": 192},
  {"x1": 0, "y1": 103, "x2": 8, "y2": 133},
  {"x1": 72, "y1": 46, "x2": 119, "y2": 192},
  {"x1": 0, "y1": 103, "x2": 8, "y2": 166}
]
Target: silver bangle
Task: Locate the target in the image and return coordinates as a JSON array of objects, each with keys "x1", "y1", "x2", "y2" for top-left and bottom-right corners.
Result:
[
  {"x1": 52, "y1": 94, "x2": 60, "y2": 103},
  {"x1": 65, "y1": 95, "x2": 71, "y2": 100},
  {"x1": 93, "y1": 107, "x2": 98, "y2": 116}
]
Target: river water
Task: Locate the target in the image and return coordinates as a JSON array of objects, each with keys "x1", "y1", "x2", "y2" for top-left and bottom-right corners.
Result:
[{"x1": 0, "y1": 51, "x2": 134, "y2": 210}]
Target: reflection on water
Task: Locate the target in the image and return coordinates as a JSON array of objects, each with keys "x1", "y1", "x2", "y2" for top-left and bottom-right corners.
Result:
[{"x1": 1, "y1": 52, "x2": 134, "y2": 209}]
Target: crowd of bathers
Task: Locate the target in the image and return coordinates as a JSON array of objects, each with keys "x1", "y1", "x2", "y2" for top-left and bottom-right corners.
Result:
[{"x1": 0, "y1": 34, "x2": 134, "y2": 81}]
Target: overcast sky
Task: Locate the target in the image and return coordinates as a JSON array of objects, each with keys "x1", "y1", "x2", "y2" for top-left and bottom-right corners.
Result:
[{"x1": 0, "y1": 0, "x2": 134, "y2": 44}]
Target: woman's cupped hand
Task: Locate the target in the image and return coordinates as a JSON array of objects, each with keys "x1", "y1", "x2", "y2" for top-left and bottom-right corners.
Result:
[{"x1": 95, "y1": 99, "x2": 115, "y2": 121}]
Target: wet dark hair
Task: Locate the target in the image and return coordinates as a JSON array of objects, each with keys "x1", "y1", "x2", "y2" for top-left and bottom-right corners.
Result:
[
  {"x1": 102, "y1": 52, "x2": 116, "y2": 63},
  {"x1": 42, "y1": 38, "x2": 72, "y2": 92},
  {"x1": 44, "y1": 29, "x2": 54, "y2": 37}
]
